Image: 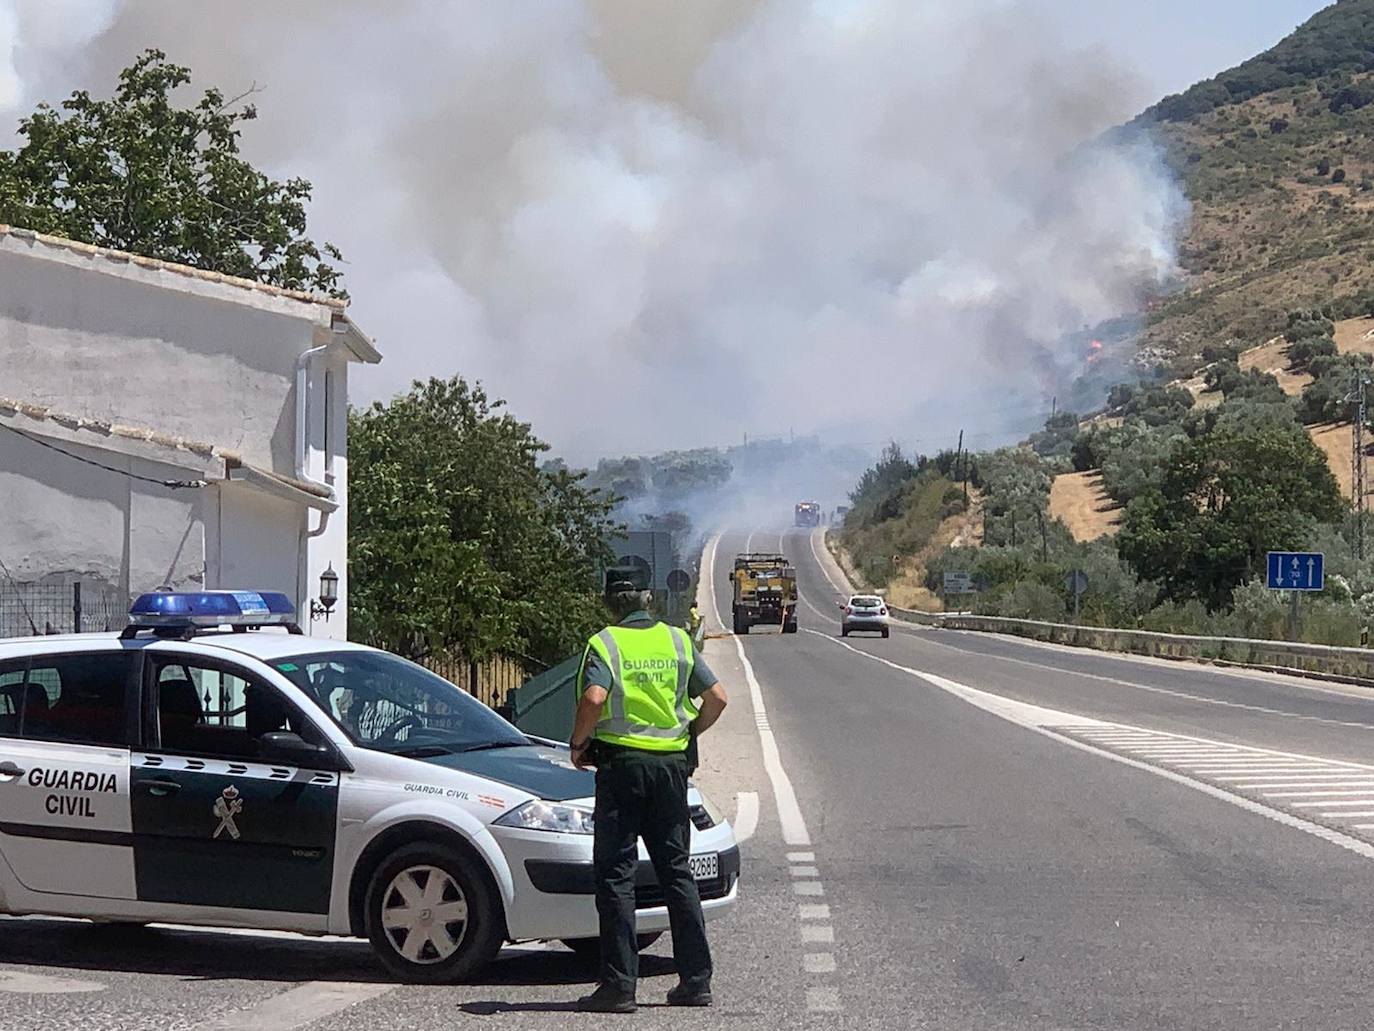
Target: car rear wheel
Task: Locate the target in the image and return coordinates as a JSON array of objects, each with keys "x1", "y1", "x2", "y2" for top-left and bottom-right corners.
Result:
[
  {"x1": 365, "y1": 842, "x2": 502, "y2": 984},
  {"x1": 561, "y1": 932, "x2": 664, "y2": 964}
]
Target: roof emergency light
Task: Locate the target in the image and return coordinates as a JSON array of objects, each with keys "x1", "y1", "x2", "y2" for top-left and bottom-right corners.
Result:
[{"x1": 125, "y1": 590, "x2": 299, "y2": 633}]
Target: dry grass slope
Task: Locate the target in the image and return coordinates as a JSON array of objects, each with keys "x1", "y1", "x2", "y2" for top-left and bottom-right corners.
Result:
[{"x1": 1049, "y1": 471, "x2": 1121, "y2": 542}]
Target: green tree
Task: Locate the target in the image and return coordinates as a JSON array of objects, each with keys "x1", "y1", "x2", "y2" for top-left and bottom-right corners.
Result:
[
  {"x1": 0, "y1": 49, "x2": 344, "y2": 296},
  {"x1": 1118, "y1": 426, "x2": 1345, "y2": 609},
  {"x1": 849, "y1": 442, "x2": 920, "y2": 525},
  {"x1": 348, "y1": 377, "x2": 619, "y2": 666}
]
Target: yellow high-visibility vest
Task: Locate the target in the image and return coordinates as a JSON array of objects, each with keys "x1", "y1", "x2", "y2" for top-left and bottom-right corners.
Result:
[{"x1": 576, "y1": 622, "x2": 698, "y2": 752}]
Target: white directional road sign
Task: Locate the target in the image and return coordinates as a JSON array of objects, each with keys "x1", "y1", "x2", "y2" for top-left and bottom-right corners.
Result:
[
  {"x1": 943, "y1": 572, "x2": 976, "y2": 594},
  {"x1": 1265, "y1": 551, "x2": 1324, "y2": 591}
]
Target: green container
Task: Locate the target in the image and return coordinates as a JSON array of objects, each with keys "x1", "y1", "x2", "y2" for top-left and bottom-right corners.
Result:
[{"x1": 506, "y1": 653, "x2": 582, "y2": 740}]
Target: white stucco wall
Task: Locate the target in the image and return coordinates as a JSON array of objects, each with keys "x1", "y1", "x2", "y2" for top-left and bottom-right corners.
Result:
[
  {"x1": 0, "y1": 232, "x2": 372, "y2": 642},
  {"x1": 0, "y1": 233, "x2": 337, "y2": 474},
  {"x1": 0, "y1": 429, "x2": 207, "y2": 635}
]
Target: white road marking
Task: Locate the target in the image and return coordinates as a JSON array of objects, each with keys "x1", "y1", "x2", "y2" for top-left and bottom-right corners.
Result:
[
  {"x1": 704, "y1": 534, "x2": 812, "y2": 847},
  {"x1": 1293, "y1": 799, "x2": 1374, "y2": 808},
  {"x1": 189, "y1": 982, "x2": 394, "y2": 1031},
  {"x1": 733, "y1": 791, "x2": 760, "y2": 844},
  {"x1": 0, "y1": 971, "x2": 105, "y2": 994},
  {"x1": 732, "y1": 531, "x2": 844, "y2": 1014},
  {"x1": 1238, "y1": 781, "x2": 1374, "y2": 789},
  {"x1": 808, "y1": 527, "x2": 849, "y2": 596},
  {"x1": 1220, "y1": 773, "x2": 1374, "y2": 782},
  {"x1": 810, "y1": 630, "x2": 1374, "y2": 858},
  {"x1": 807, "y1": 986, "x2": 842, "y2": 1012},
  {"x1": 700, "y1": 534, "x2": 726, "y2": 633},
  {"x1": 867, "y1": 601, "x2": 1374, "y2": 731},
  {"x1": 1265, "y1": 789, "x2": 1374, "y2": 798}
]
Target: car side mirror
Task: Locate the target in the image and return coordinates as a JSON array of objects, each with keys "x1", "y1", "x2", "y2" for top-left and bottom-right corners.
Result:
[{"x1": 259, "y1": 730, "x2": 343, "y2": 770}]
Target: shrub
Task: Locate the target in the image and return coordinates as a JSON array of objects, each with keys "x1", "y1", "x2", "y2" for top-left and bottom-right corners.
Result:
[{"x1": 1288, "y1": 334, "x2": 1338, "y2": 371}]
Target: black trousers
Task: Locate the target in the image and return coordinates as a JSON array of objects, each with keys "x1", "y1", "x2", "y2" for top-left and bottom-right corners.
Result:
[{"x1": 592, "y1": 747, "x2": 712, "y2": 994}]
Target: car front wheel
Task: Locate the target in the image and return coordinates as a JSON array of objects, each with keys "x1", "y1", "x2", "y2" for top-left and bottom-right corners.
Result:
[{"x1": 365, "y1": 841, "x2": 503, "y2": 984}]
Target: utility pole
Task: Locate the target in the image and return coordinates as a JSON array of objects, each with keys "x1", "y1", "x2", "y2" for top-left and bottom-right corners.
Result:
[
  {"x1": 1347, "y1": 373, "x2": 1371, "y2": 560},
  {"x1": 956, "y1": 429, "x2": 967, "y2": 507},
  {"x1": 1050, "y1": 396, "x2": 1057, "y2": 421}
]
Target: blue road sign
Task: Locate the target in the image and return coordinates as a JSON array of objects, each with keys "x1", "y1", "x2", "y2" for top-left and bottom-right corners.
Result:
[{"x1": 1266, "y1": 551, "x2": 1324, "y2": 591}]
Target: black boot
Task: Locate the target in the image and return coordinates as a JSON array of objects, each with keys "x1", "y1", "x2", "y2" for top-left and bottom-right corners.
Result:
[
  {"x1": 666, "y1": 981, "x2": 713, "y2": 1007},
  {"x1": 577, "y1": 984, "x2": 637, "y2": 1013}
]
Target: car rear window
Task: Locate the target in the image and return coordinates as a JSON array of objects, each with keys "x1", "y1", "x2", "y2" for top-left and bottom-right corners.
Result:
[
  {"x1": 0, "y1": 652, "x2": 137, "y2": 747},
  {"x1": 853, "y1": 596, "x2": 883, "y2": 608}
]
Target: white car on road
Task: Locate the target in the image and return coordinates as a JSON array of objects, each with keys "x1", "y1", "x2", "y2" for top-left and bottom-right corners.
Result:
[
  {"x1": 0, "y1": 591, "x2": 739, "y2": 982},
  {"x1": 840, "y1": 595, "x2": 890, "y2": 638}
]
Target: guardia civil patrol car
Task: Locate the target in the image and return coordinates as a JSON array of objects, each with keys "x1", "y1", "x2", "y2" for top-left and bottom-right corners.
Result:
[{"x1": 0, "y1": 591, "x2": 739, "y2": 982}]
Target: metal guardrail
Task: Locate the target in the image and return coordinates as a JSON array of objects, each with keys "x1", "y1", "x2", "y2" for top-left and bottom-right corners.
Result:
[{"x1": 887, "y1": 608, "x2": 1374, "y2": 683}]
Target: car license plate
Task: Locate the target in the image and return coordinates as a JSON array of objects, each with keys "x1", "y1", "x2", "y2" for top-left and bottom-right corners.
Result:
[{"x1": 689, "y1": 853, "x2": 719, "y2": 881}]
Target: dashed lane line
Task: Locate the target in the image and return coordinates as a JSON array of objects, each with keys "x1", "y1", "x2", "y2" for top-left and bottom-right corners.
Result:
[
  {"x1": 189, "y1": 982, "x2": 394, "y2": 1031},
  {"x1": 703, "y1": 535, "x2": 811, "y2": 847},
  {"x1": 798, "y1": 529, "x2": 1374, "y2": 733},
  {"x1": 0, "y1": 971, "x2": 105, "y2": 994},
  {"x1": 708, "y1": 532, "x2": 842, "y2": 1014},
  {"x1": 810, "y1": 630, "x2": 1374, "y2": 861}
]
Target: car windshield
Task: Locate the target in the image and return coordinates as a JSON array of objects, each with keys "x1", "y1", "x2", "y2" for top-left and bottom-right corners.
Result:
[{"x1": 272, "y1": 650, "x2": 528, "y2": 756}]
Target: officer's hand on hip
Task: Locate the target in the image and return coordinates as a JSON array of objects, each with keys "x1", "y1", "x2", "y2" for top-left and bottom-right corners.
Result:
[{"x1": 570, "y1": 737, "x2": 593, "y2": 770}]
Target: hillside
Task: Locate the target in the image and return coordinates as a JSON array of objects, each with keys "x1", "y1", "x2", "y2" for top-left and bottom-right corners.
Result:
[{"x1": 1136, "y1": 1, "x2": 1374, "y2": 370}]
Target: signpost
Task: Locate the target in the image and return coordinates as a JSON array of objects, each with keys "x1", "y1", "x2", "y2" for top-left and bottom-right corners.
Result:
[
  {"x1": 1266, "y1": 551, "x2": 1324, "y2": 640},
  {"x1": 1265, "y1": 552, "x2": 1324, "y2": 592},
  {"x1": 1064, "y1": 569, "x2": 1089, "y2": 622},
  {"x1": 943, "y1": 572, "x2": 976, "y2": 595}
]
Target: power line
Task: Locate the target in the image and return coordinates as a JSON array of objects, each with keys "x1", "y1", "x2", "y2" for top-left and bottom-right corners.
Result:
[{"x1": 0, "y1": 423, "x2": 208, "y2": 490}]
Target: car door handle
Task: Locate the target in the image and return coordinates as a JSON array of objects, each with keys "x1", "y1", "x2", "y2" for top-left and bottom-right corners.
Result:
[
  {"x1": 0, "y1": 761, "x2": 24, "y2": 778},
  {"x1": 139, "y1": 778, "x2": 182, "y2": 797}
]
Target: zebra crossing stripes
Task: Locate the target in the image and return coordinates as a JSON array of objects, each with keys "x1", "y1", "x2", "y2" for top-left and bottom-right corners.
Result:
[{"x1": 1058, "y1": 725, "x2": 1374, "y2": 839}]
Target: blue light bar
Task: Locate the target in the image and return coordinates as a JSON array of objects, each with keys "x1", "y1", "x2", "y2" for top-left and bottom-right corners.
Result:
[{"x1": 128, "y1": 590, "x2": 296, "y2": 626}]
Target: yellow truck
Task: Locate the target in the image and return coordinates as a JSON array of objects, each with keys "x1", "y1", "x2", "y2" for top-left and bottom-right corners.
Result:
[{"x1": 731, "y1": 553, "x2": 798, "y2": 635}]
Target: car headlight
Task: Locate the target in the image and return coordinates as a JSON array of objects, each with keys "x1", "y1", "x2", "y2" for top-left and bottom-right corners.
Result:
[
  {"x1": 493, "y1": 800, "x2": 595, "y2": 835},
  {"x1": 698, "y1": 791, "x2": 726, "y2": 829}
]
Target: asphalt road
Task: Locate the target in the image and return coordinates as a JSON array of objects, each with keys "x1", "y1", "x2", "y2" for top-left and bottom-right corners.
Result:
[{"x1": 8, "y1": 524, "x2": 1374, "y2": 1028}]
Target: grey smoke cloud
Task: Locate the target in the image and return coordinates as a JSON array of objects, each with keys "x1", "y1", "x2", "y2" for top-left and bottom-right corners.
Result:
[{"x1": 1, "y1": 0, "x2": 1185, "y2": 458}]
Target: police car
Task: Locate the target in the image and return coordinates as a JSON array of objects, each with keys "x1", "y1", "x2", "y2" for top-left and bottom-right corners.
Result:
[{"x1": 0, "y1": 591, "x2": 739, "y2": 982}]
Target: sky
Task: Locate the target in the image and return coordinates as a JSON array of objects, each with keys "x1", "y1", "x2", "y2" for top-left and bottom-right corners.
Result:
[{"x1": 0, "y1": 1, "x2": 1336, "y2": 462}]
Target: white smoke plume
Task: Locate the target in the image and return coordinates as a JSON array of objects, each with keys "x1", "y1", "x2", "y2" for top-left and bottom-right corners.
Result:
[{"x1": 2, "y1": 1, "x2": 1186, "y2": 459}]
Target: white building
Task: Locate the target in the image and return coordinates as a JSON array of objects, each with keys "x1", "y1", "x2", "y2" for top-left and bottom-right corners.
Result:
[{"x1": 0, "y1": 226, "x2": 381, "y2": 640}]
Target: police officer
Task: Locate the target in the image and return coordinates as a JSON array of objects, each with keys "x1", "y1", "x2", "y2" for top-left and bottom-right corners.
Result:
[
  {"x1": 685, "y1": 601, "x2": 703, "y2": 639},
  {"x1": 571, "y1": 577, "x2": 728, "y2": 1013}
]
